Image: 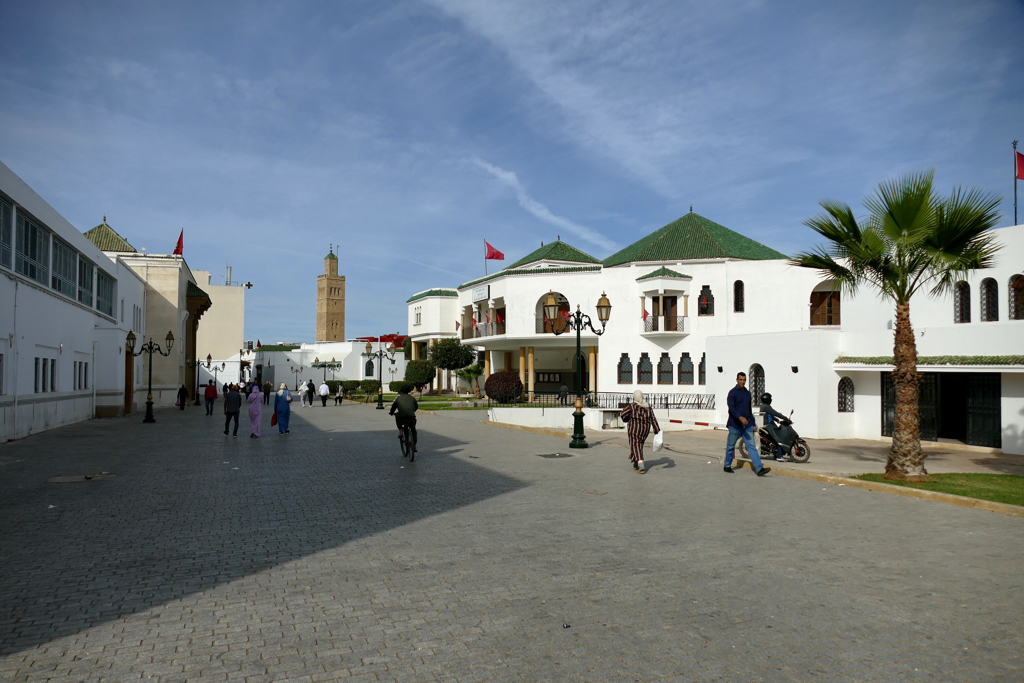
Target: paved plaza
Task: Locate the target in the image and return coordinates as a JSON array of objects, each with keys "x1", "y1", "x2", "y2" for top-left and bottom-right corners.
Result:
[{"x1": 1, "y1": 403, "x2": 1022, "y2": 683}]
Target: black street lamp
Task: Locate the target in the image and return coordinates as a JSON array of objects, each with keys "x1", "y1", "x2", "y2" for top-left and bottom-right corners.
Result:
[
  {"x1": 365, "y1": 340, "x2": 396, "y2": 410},
  {"x1": 312, "y1": 357, "x2": 341, "y2": 382},
  {"x1": 548, "y1": 291, "x2": 612, "y2": 449},
  {"x1": 204, "y1": 354, "x2": 227, "y2": 386},
  {"x1": 126, "y1": 330, "x2": 175, "y2": 424},
  {"x1": 289, "y1": 365, "x2": 304, "y2": 390},
  {"x1": 185, "y1": 357, "x2": 203, "y2": 406}
]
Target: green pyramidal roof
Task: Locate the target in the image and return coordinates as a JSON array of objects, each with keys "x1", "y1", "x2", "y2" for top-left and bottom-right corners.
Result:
[
  {"x1": 84, "y1": 219, "x2": 137, "y2": 253},
  {"x1": 325, "y1": 251, "x2": 337, "y2": 260},
  {"x1": 603, "y1": 212, "x2": 786, "y2": 266},
  {"x1": 504, "y1": 239, "x2": 601, "y2": 270},
  {"x1": 637, "y1": 266, "x2": 691, "y2": 281}
]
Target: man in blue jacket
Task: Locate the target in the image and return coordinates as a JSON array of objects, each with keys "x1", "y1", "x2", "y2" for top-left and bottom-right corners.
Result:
[{"x1": 724, "y1": 372, "x2": 770, "y2": 476}]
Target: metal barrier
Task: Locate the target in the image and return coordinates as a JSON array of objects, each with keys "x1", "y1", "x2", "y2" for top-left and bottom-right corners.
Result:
[{"x1": 487, "y1": 391, "x2": 715, "y2": 410}]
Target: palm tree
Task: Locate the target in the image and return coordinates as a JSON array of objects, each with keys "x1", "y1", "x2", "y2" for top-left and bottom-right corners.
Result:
[
  {"x1": 792, "y1": 170, "x2": 1001, "y2": 482},
  {"x1": 455, "y1": 363, "x2": 484, "y2": 398}
]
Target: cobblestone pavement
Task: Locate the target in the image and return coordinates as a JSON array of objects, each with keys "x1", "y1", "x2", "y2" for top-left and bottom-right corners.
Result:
[{"x1": 1, "y1": 403, "x2": 1022, "y2": 682}]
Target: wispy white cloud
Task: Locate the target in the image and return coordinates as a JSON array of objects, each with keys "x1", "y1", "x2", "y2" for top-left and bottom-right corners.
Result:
[{"x1": 469, "y1": 157, "x2": 618, "y2": 252}]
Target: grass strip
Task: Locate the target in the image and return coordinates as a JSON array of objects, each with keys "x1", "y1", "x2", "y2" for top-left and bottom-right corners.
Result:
[{"x1": 852, "y1": 473, "x2": 1024, "y2": 507}]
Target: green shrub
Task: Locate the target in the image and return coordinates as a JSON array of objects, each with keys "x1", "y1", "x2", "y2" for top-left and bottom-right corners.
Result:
[
  {"x1": 341, "y1": 380, "x2": 361, "y2": 396},
  {"x1": 326, "y1": 380, "x2": 341, "y2": 395},
  {"x1": 405, "y1": 359, "x2": 436, "y2": 387},
  {"x1": 484, "y1": 370, "x2": 523, "y2": 403},
  {"x1": 389, "y1": 381, "x2": 413, "y2": 392},
  {"x1": 360, "y1": 380, "x2": 381, "y2": 393}
]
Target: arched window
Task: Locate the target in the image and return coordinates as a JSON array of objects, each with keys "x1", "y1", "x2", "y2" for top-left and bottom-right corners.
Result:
[
  {"x1": 365, "y1": 359, "x2": 374, "y2": 376},
  {"x1": 697, "y1": 285, "x2": 714, "y2": 316},
  {"x1": 954, "y1": 281, "x2": 971, "y2": 323},
  {"x1": 749, "y1": 363, "x2": 765, "y2": 403},
  {"x1": 536, "y1": 291, "x2": 570, "y2": 333},
  {"x1": 733, "y1": 280, "x2": 744, "y2": 313},
  {"x1": 638, "y1": 353, "x2": 653, "y2": 384},
  {"x1": 678, "y1": 353, "x2": 694, "y2": 385},
  {"x1": 981, "y1": 278, "x2": 998, "y2": 321},
  {"x1": 810, "y1": 286, "x2": 840, "y2": 325},
  {"x1": 617, "y1": 353, "x2": 632, "y2": 384},
  {"x1": 657, "y1": 353, "x2": 673, "y2": 384},
  {"x1": 838, "y1": 377, "x2": 854, "y2": 412},
  {"x1": 698, "y1": 352, "x2": 706, "y2": 385},
  {"x1": 1008, "y1": 274, "x2": 1023, "y2": 320}
]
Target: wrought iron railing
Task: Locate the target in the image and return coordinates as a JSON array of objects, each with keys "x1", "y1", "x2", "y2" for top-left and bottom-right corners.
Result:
[
  {"x1": 642, "y1": 316, "x2": 687, "y2": 332},
  {"x1": 536, "y1": 317, "x2": 571, "y2": 334},
  {"x1": 487, "y1": 390, "x2": 715, "y2": 410},
  {"x1": 461, "y1": 322, "x2": 506, "y2": 339}
]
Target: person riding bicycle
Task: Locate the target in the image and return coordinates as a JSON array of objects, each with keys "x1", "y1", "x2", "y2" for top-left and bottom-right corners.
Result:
[
  {"x1": 389, "y1": 383, "x2": 418, "y2": 453},
  {"x1": 759, "y1": 392, "x2": 789, "y2": 461}
]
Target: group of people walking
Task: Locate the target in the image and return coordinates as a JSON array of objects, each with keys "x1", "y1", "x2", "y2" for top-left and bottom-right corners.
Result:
[
  {"x1": 197, "y1": 379, "x2": 299, "y2": 437},
  {"x1": 293, "y1": 379, "x2": 332, "y2": 407}
]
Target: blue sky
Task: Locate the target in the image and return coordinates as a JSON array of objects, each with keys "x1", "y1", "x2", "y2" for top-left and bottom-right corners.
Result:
[{"x1": 1, "y1": 0, "x2": 1022, "y2": 343}]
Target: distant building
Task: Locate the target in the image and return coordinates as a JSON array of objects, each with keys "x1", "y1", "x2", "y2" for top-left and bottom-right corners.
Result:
[
  {"x1": 0, "y1": 160, "x2": 147, "y2": 440},
  {"x1": 316, "y1": 247, "x2": 345, "y2": 342},
  {"x1": 193, "y1": 268, "x2": 245, "y2": 365}
]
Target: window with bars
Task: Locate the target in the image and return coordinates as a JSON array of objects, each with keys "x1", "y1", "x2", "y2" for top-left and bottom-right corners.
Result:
[
  {"x1": 980, "y1": 278, "x2": 998, "y2": 321},
  {"x1": 365, "y1": 359, "x2": 374, "y2": 377},
  {"x1": 96, "y1": 271, "x2": 115, "y2": 317},
  {"x1": 15, "y1": 213, "x2": 49, "y2": 285},
  {"x1": 78, "y1": 260, "x2": 94, "y2": 306},
  {"x1": 1010, "y1": 274, "x2": 1024, "y2": 321},
  {"x1": 0, "y1": 198, "x2": 12, "y2": 269},
  {"x1": 697, "y1": 285, "x2": 714, "y2": 316},
  {"x1": 838, "y1": 377, "x2": 854, "y2": 412},
  {"x1": 954, "y1": 281, "x2": 971, "y2": 323},
  {"x1": 698, "y1": 352, "x2": 706, "y2": 385},
  {"x1": 749, "y1": 364, "x2": 765, "y2": 403},
  {"x1": 733, "y1": 280, "x2": 744, "y2": 312},
  {"x1": 617, "y1": 353, "x2": 632, "y2": 384},
  {"x1": 657, "y1": 353, "x2": 673, "y2": 384},
  {"x1": 637, "y1": 353, "x2": 653, "y2": 384},
  {"x1": 51, "y1": 238, "x2": 77, "y2": 297},
  {"x1": 677, "y1": 353, "x2": 693, "y2": 384}
]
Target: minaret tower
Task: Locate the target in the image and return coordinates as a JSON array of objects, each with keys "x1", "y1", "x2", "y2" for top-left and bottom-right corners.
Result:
[{"x1": 316, "y1": 245, "x2": 345, "y2": 342}]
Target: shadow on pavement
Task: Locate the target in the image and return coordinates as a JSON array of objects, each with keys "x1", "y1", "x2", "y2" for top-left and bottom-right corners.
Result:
[{"x1": 0, "y1": 406, "x2": 526, "y2": 656}]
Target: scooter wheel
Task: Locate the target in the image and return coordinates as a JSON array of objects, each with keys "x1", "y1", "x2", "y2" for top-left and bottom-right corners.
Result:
[{"x1": 790, "y1": 439, "x2": 811, "y2": 463}]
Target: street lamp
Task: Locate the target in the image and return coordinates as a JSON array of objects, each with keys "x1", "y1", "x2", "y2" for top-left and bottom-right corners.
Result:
[
  {"x1": 126, "y1": 329, "x2": 175, "y2": 424},
  {"x1": 290, "y1": 365, "x2": 304, "y2": 390},
  {"x1": 365, "y1": 340, "x2": 396, "y2": 409},
  {"x1": 204, "y1": 354, "x2": 227, "y2": 386},
  {"x1": 311, "y1": 356, "x2": 342, "y2": 382},
  {"x1": 184, "y1": 356, "x2": 203, "y2": 406},
  {"x1": 549, "y1": 291, "x2": 612, "y2": 449}
]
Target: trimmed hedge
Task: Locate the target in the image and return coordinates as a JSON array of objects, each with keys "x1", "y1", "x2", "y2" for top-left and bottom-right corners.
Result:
[
  {"x1": 326, "y1": 380, "x2": 341, "y2": 395},
  {"x1": 341, "y1": 380, "x2": 361, "y2": 396},
  {"x1": 484, "y1": 371, "x2": 523, "y2": 403},
  {"x1": 389, "y1": 381, "x2": 413, "y2": 392}
]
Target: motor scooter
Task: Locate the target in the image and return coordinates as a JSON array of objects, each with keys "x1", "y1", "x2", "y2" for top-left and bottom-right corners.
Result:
[{"x1": 757, "y1": 409, "x2": 811, "y2": 463}]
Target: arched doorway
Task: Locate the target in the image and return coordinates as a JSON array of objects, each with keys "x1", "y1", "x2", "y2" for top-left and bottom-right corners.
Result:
[{"x1": 536, "y1": 291, "x2": 570, "y2": 333}]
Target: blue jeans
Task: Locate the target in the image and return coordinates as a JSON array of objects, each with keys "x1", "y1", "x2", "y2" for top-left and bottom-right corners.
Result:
[
  {"x1": 205, "y1": 398, "x2": 215, "y2": 415},
  {"x1": 725, "y1": 424, "x2": 764, "y2": 471},
  {"x1": 224, "y1": 412, "x2": 239, "y2": 435}
]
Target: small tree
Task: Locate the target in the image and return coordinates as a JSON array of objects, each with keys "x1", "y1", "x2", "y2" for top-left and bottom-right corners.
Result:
[
  {"x1": 402, "y1": 336, "x2": 412, "y2": 358},
  {"x1": 405, "y1": 359, "x2": 436, "y2": 392},
  {"x1": 341, "y1": 380, "x2": 361, "y2": 398},
  {"x1": 456, "y1": 363, "x2": 484, "y2": 398},
  {"x1": 431, "y1": 338, "x2": 475, "y2": 394},
  {"x1": 484, "y1": 370, "x2": 523, "y2": 404},
  {"x1": 360, "y1": 379, "x2": 381, "y2": 403}
]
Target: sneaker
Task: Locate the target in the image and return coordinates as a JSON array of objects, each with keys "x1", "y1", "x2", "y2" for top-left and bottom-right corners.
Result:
[
  {"x1": 756, "y1": 466, "x2": 772, "y2": 477},
  {"x1": 233, "y1": 434, "x2": 237, "y2": 438},
  {"x1": 723, "y1": 466, "x2": 734, "y2": 473},
  {"x1": 637, "y1": 460, "x2": 646, "y2": 473},
  {"x1": 224, "y1": 430, "x2": 228, "y2": 435}
]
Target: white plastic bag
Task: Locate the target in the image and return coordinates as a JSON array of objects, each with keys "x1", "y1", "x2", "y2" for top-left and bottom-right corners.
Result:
[{"x1": 652, "y1": 431, "x2": 664, "y2": 452}]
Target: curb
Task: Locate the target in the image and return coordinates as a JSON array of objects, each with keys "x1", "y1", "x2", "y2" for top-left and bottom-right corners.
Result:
[
  {"x1": 479, "y1": 420, "x2": 572, "y2": 439},
  {"x1": 732, "y1": 460, "x2": 1024, "y2": 518}
]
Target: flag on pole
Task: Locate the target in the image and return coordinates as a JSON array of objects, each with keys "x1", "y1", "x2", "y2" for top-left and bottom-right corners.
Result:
[
  {"x1": 1016, "y1": 150, "x2": 1024, "y2": 180},
  {"x1": 485, "y1": 314, "x2": 491, "y2": 324},
  {"x1": 256, "y1": 339, "x2": 262, "y2": 349},
  {"x1": 456, "y1": 321, "x2": 460, "y2": 330},
  {"x1": 484, "y1": 241, "x2": 504, "y2": 260},
  {"x1": 471, "y1": 318, "x2": 477, "y2": 328},
  {"x1": 496, "y1": 312, "x2": 502, "y2": 324},
  {"x1": 642, "y1": 309, "x2": 649, "y2": 321},
  {"x1": 172, "y1": 230, "x2": 183, "y2": 255}
]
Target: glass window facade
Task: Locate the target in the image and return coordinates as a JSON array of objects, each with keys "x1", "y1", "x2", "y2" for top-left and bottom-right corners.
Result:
[
  {"x1": 15, "y1": 213, "x2": 49, "y2": 285},
  {"x1": 78, "y1": 260, "x2": 94, "y2": 306},
  {"x1": 96, "y1": 271, "x2": 115, "y2": 317},
  {"x1": 51, "y1": 238, "x2": 77, "y2": 297},
  {"x1": 0, "y1": 199, "x2": 12, "y2": 268}
]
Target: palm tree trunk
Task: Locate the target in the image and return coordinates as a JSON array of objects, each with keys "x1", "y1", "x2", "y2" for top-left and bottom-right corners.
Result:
[{"x1": 885, "y1": 301, "x2": 929, "y2": 482}]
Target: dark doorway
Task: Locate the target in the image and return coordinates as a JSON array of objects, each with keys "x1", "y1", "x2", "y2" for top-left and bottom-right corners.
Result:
[
  {"x1": 883, "y1": 371, "x2": 1001, "y2": 448},
  {"x1": 937, "y1": 374, "x2": 968, "y2": 441},
  {"x1": 967, "y1": 373, "x2": 1002, "y2": 448}
]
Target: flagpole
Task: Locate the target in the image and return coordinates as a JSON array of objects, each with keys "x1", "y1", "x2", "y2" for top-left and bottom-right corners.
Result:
[
  {"x1": 1014, "y1": 140, "x2": 1019, "y2": 226},
  {"x1": 484, "y1": 239, "x2": 488, "y2": 276}
]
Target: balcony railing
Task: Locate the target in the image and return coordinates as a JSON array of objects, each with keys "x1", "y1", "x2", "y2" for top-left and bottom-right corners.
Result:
[
  {"x1": 536, "y1": 317, "x2": 571, "y2": 334},
  {"x1": 487, "y1": 390, "x2": 716, "y2": 410},
  {"x1": 641, "y1": 316, "x2": 689, "y2": 334},
  {"x1": 461, "y1": 322, "x2": 506, "y2": 339}
]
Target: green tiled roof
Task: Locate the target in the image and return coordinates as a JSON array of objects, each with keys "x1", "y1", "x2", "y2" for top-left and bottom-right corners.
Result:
[
  {"x1": 406, "y1": 288, "x2": 459, "y2": 303},
  {"x1": 637, "y1": 266, "x2": 691, "y2": 281},
  {"x1": 325, "y1": 251, "x2": 337, "y2": 260},
  {"x1": 504, "y1": 239, "x2": 601, "y2": 270},
  {"x1": 459, "y1": 265, "x2": 602, "y2": 290},
  {"x1": 603, "y1": 211, "x2": 786, "y2": 266},
  {"x1": 259, "y1": 344, "x2": 300, "y2": 352},
  {"x1": 84, "y1": 219, "x2": 136, "y2": 253},
  {"x1": 186, "y1": 280, "x2": 211, "y2": 301},
  {"x1": 835, "y1": 355, "x2": 1024, "y2": 366}
]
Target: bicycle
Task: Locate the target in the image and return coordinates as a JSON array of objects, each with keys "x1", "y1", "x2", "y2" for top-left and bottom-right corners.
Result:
[{"x1": 399, "y1": 424, "x2": 414, "y2": 461}]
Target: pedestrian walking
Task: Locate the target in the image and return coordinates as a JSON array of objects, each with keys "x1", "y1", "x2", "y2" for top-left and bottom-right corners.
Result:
[
  {"x1": 559, "y1": 382, "x2": 568, "y2": 406},
  {"x1": 274, "y1": 383, "x2": 292, "y2": 434},
  {"x1": 223, "y1": 384, "x2": 242, "y2": 437},
  {"x1": 306, "y1": 380, "x2": 316, "y2": 407},
  {"x1": 724, "y1": 372, "x2": 771, "y2": 476},
  {"x1": 247, "y1": 382, "x2": 263, "y2": 438},
  {"x1": 263, "y1": 381, "x2": 273, "y2": 405},
  {"x1": 203, "y1": 380, "x2": 218, "y2": 415},
  {"x1": 299, "y1": 380, "x2": 309, "y2": 406},
  {"x1": 319, "y1": 381, "x2": 329, "y2": 407},
  {"x1": 619, "y1": 389, "x2": 660, "y2": 473},
  {"x1": 177, "y1": 384, "x2": 188, "y2": 410}
]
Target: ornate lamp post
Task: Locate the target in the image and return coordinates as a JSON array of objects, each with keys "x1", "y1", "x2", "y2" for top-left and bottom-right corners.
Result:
[
  {"x1": 365, "y1": 340, "x2": 396, "y2": 410},
  {"x1": 289, "y1": 365, "x2": 304, "y2": 390},
  {"x1": 185, "y1": 356, "x2": 203, "y2": 406},
  {"x1": 204, "y1": 354, "x2": 227, "y2": 386},
  {"x1": 548, "y1": 291, "x2": 612, "y2": 448},
  {"x1": 126, "y1": 330, "x2": 175, "y2": 424},
  {"x1": 312, "y1": 357, "x2": 342, "y2": 382}
]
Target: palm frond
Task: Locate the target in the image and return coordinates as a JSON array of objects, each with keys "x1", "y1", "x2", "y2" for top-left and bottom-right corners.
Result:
[
  {"x1": 864, "y1": 169, "x2": 937, "y2": 246},
  {"x1": 791, "y1": 248, "x2": 859, "y2": 298}
]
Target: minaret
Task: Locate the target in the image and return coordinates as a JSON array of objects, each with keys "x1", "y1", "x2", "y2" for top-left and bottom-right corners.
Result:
[{"x1": 316, "y1": 245, "x2": 345, "y2": 342}]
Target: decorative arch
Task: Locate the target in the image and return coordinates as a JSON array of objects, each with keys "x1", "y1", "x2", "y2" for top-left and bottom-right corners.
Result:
[
  {"x1": 749, "y1": 363, "x2": 765, "y2": 403},
  {"x1": 617, "y1": 353, "x2": 633, "y2": 384},
  {"x1": 954, "y1": 281, "x2": 971, "y2": 323},
  {"x1": 838, "y1": 377, "x2": 854, "y2": 412},
  {"x1": 981, "y1": 278, "x2": 998, "y2": 321},
  {"x1": 365, "y1": 359, "x2": 374, "y2": 377},
  {"x1": 637, "y1": 353, "x2": 653, "y2": 384},
  {"x1": 1009, "y1": 274, "x2": 1023, "y2": 320},
  {"x1": 697, "y1": 285, "x2": 714, "y2": 316},
  {"x1": 733, "y1": 280, "x2": 745, "y2": 313},
  {"x1": 536, "y1": 291, "x2": 570, "y2": 333},
  {"x1": 657, "y1": 353, "x2": 673, "y2": 384},
  {"x1": 810, "y1": 282, "x2": 840, "y2": 326},
  {"x1": 678, "y1": 352, "x2": 694, "y2": 385}
]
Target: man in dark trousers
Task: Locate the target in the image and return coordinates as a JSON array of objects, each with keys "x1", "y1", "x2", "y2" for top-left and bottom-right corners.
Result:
[
  {"x1": 203, "y1": 380, "x2": 218, "y2": 415},
  {"x1": 724, "y1": 372, "x2": 770, "y2": 476},
  {"x1": 389, "y1": 384, "x2": 419, "y2": 453},
  {"x1": 223, "y1": 384, "x2": 242, "y2": 437}
]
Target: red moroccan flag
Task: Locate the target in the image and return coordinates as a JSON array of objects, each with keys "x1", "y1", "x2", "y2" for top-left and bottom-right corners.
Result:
[
  {"x1": 485, "y1": 314, "x2": 491, "y2": 323},
  {"x1": 456, "y1": 321, "x2": 461, "y2": 330},
  {"x1": 642, "y1": 309, "x2": 649, "y2": 321},
  {"x1": 485, "y1": 241, "x2": 504, "y2": 260},
  {"x1": 1017, "y1": 151, "x2": 1024, "y2": 180},
  {"x1": 172, "y1": 230, "x2": 183, "y2": 255},
  {"x1": 496, "y1": 312, "x2": 502, "y2": 324}
]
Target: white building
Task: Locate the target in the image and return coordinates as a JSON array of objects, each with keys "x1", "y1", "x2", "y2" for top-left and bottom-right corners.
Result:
[
  {"x1": 0, "y1": 160, "x2": 148, "y2": 440},
  {"x1": 242, "y1": 339, "x2": 407, "y2": 392},
  {"x1": 407, "y1": 211, "x2": 1024, "y2": 455}
]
